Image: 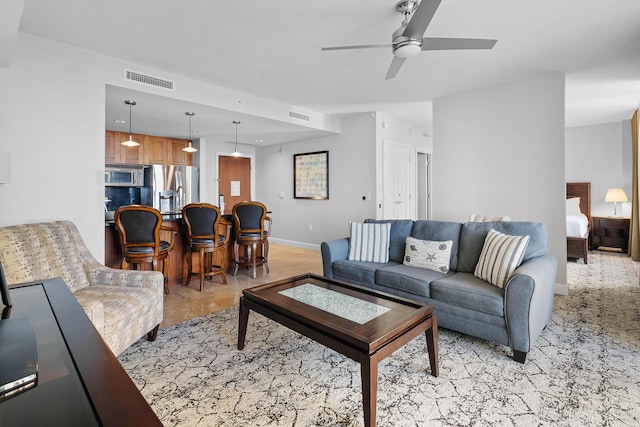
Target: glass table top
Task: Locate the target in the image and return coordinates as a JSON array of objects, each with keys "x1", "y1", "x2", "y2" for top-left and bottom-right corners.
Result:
[{"x1": 279, "y1": 283, "x2": 390, "y2": 324}]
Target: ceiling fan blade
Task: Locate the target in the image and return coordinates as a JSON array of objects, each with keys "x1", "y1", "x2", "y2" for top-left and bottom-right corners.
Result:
[
  {"x1": 421, "y1": 37, "x2": 497, "y2": 51},
  {"x1": 385, "y1": 56, "x2": 407, "y2": 80},
  {"x1": 321, "y1": 44, "x2": 392, "y2": 51},
  {"x1": 403, "y1": 0, "x2": 442, "y2": 38}
]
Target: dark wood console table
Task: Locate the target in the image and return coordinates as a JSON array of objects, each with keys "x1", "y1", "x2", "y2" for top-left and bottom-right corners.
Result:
[{"x1": 0, "y1": 278, "x2": 161, "y2": 426}]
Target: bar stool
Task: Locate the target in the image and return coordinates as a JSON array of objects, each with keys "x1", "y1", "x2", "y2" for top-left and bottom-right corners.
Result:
[
  {"x1": 182, "y1": 203, "x2": 229, "y2": 291},
  {"x1": 232, "y1": 201, "x2": 272, "y2": 279},
  {"x1": 114, "y1": 205, "x2": 175, "y2": 294}
]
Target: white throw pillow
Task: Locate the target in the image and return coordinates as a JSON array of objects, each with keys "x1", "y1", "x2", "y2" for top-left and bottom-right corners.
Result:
[
  {"x1": 348, "y1": 222, "x2": 391, "y2": 263},
  {"x1": 474, "y1": 229, "x2": 530, "y2": 288},
  {"x1": 566, "y1": 197, "x2": 582, "y2": 215},
  {"x1": 403, "y1": 236, "x2": 453, "y2": 273}
]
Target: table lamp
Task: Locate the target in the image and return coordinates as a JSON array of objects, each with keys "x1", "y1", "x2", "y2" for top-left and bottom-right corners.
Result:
[{"x1": 604, "y1": 188, "x2": 628, "y2": 216}]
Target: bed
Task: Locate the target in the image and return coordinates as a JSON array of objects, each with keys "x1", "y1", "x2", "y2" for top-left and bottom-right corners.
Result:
[{"x1": 566, "y1": 182, "x2": 591, "y2": 263}]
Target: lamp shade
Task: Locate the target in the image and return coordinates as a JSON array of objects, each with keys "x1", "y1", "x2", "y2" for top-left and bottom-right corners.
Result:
[{"x1": 605, "y1": 188, "x2": 628, "y2": 203}]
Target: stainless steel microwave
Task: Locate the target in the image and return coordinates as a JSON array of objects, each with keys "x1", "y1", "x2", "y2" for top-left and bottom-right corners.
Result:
[{"x1": 105, "y1": 165, "x2": 145, "y2": 187}]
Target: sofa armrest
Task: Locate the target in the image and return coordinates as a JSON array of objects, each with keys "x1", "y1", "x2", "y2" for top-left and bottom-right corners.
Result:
[
  {"x1": 84, "y1": 262, "x2": 164, "y2": 295},
  {"x1": 320, "y1": 238, "x2": 349, "y2": 278},
  {"x1": 504, "y1": 254, "x2": 557, "y2": 353}
]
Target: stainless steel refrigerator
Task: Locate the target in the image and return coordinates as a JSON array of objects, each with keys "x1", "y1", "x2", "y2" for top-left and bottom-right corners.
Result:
[{"x1": 150, "y1": 165, "x2": 199, "y2": 214}]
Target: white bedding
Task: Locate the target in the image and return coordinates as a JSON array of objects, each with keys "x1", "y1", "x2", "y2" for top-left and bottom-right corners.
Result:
[{"x1": 567, "y1": 213, "x2": 589, "y2": 238}]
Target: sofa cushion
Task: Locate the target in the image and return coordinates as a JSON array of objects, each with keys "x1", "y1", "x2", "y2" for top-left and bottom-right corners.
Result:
[
  {"x1": 364, "y1": 219, "x2": 414, "y2": 263},
  {"x1": 411, "y1": 221, "x2": 462, "y2": 271},
  {"x1": 403, "y1": 237, "x2": 453, "y2": 273},
  {"x1": 457, "y1": 221, "x2": 548, "y2": 273},
  {"x1": 375, "y1": 264, "x2": 449, "y2": 298},
  {"x1": 474, "y1": 229, "x2": 530, "y2": 288},
  {"x1": 430, "y1": 272, "x2": 505, "y2": 317},
  {"x1": 348, "y1": 222, "x2": 390, "y2": 263},
  {"x1": 333, "y1": 260, "x2": 400, "y2": 285}
]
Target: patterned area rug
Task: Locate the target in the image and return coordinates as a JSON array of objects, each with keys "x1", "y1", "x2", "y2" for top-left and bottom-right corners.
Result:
[{"x1": 119, "y1": 252, "x2": 640, "y2": 426}]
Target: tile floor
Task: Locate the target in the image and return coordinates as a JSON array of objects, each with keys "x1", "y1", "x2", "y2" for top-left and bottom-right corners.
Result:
[{"x1": 161, "y1": 243, "x2": 323, "y2": 327}]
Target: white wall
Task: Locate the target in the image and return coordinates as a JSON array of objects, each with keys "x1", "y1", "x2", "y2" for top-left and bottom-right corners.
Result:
[
  {"x1": 565, "y1": 121, "x2": 632, "y2": 217},
  {"x1": 254, "y1": 112, "x2": 433, "y2": 249},
  {"x1": 433, "y1": 73, "x2": 568, "y2": 290},
  {"x1": 255, "y1": 114, "x2": 378, "y2": 249},
  {"x1": 0, "y1": 33, "x2": 337, "y2": 260}
]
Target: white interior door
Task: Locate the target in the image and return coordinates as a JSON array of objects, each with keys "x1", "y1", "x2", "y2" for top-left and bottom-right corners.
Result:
[{"x1": 383, "y1": 142, "x2": 412, "y2": 219}]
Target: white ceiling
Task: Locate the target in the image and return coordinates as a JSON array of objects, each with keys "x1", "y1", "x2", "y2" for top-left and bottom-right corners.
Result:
[{"x1": 13, "y1": 0, "x2": 640, "y2": 142}]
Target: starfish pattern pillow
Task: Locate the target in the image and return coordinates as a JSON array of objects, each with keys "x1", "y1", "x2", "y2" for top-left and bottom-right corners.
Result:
[{"x1": 403, "y1": 236, "x2": 453, "y2": 273}]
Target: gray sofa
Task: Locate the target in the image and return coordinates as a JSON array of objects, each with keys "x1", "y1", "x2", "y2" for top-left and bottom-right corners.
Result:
[{"x1": 321, "y1": 219, "x2": 557, "y2": 363}]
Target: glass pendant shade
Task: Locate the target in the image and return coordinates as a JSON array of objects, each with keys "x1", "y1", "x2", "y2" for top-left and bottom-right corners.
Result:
[
  {"x1": 182, "y1": 112, "x2": 198, "y2": 153},
  {"x1": 231, "y1": 120, "x2": 242, "y2": 157},
  {"x1": 183, "y1": 141, "x2": 197, "y2": 153},
  {"x1": 121, "y1": 100, "x2": 139, "y2": 147}
]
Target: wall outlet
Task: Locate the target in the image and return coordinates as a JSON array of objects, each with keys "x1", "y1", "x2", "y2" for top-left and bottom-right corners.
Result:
[{"x1": 308, "y1": 224, "x2": 313, "y2": 231}]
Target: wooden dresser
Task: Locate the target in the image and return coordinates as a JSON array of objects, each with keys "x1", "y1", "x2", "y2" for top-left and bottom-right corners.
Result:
[{"x1": 1, "y1": 279, "x2": 161, "y2": 426}]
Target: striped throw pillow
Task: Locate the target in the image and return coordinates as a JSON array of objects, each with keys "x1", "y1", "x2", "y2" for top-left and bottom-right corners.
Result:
[
  {"x1": 474, "y1": 229, "x2": 530, "y2": 288},
  {"x1": 348, "y1": 222, "x2": 391, "y2": 263}
]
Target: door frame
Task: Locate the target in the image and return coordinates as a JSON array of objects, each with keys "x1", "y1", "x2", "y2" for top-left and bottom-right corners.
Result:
[{"x1": 416, "y1": 150, "x2": 432, "y2": 220}]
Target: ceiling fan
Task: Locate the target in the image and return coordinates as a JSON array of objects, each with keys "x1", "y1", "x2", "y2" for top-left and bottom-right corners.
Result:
[{"x1": 321, "y1": 0, "x2": 497, "y2": 80}]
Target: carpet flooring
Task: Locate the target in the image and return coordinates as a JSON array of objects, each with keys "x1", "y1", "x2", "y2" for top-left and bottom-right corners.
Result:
[{"x1": 119, "y1": 252, "x2": 640, "y2": 426}]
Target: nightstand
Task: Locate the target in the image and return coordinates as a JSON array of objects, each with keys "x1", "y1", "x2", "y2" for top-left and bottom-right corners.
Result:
[{"x1": 591, "y1": 216, "x2": 630, "y2": 253}]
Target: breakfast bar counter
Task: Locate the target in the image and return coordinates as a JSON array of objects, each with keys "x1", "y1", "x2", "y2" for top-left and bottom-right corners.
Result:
[{"x1": 105, "y1": 215, "x2": 234, "y2": 290}]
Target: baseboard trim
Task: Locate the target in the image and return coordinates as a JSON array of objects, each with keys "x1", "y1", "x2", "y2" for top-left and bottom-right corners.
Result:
[
  {"x1": 554, "y1": 282, "x2": 569, "y2": 295},
  {"x1": 270, "y1": 238, "x2": 320, "y2": 251}
]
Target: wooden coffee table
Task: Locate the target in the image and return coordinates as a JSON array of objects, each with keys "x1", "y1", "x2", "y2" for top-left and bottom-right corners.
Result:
[{"x1": 238, "y1": 273, "x2": 438, "y2": 427}]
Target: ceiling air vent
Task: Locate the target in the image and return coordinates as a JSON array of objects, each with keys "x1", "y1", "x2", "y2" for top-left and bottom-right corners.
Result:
[
  {"x1": 124, "y1": 70, "x2": 175, "y2": 91},
  {"x1": 288, "y1": 110, "x2": 311, "y2": 122}
]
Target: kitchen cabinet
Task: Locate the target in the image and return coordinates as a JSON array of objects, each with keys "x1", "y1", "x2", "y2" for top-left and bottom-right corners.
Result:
[
  {"x1": 105, "y1": 130, "x2": 145, "y2": 164},
  {"x1": 118, "y1": 132, "x2": 145, "y2": 164},
  {"x1": 169, "y1": 138, "x2": 193, "y2": 165},
  {"x1": 105, "y1": 130, "x2": 118, "y2": 163},
  {"x1": 144, "y1": 135, "x2": 168, "y2": 164},
  {"x1": 105, "y1": 131, "x2": 193, "y2": 166}
]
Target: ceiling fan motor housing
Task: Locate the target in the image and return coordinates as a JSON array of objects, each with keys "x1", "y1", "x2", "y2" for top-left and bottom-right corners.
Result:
[
  {"x1": 392, "y1": 0, "x2": 422, "y2": 57},
  {"x1": 392, "y1": 21, "x2": 422, "y2": 57}
]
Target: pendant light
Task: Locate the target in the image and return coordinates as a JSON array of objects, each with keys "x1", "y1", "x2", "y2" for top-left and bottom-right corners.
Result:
[
  {"x1": 231, "y1": 120, "x2": 242, "y2": 157},
  {"x1": 121, "y1": 100, "x2": 140, "y2": 147},
  {"x1": 182, "y1": 112, "x2": 198, "y2": 153}
]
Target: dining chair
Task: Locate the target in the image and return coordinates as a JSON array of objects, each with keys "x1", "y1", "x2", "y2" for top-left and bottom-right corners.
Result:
[
  {"x1": 232, "y1": 201, "x2": 272, "y2": 279},
  {"x1": 115, "y1": 205, "x2": 175, "y2": 294},
  {"x1": 182, "y1": 203, "x2": 230, "y2": 291}
]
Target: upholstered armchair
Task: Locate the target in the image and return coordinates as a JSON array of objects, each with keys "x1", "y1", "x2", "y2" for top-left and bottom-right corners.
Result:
[{"x1": 0, "y1": 221, "x2": 163, "y2": 356}]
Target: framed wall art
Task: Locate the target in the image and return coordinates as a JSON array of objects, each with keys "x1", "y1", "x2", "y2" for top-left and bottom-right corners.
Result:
[{"x1": 294, "y1": 150, "x2": 329, "y2": 199}]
